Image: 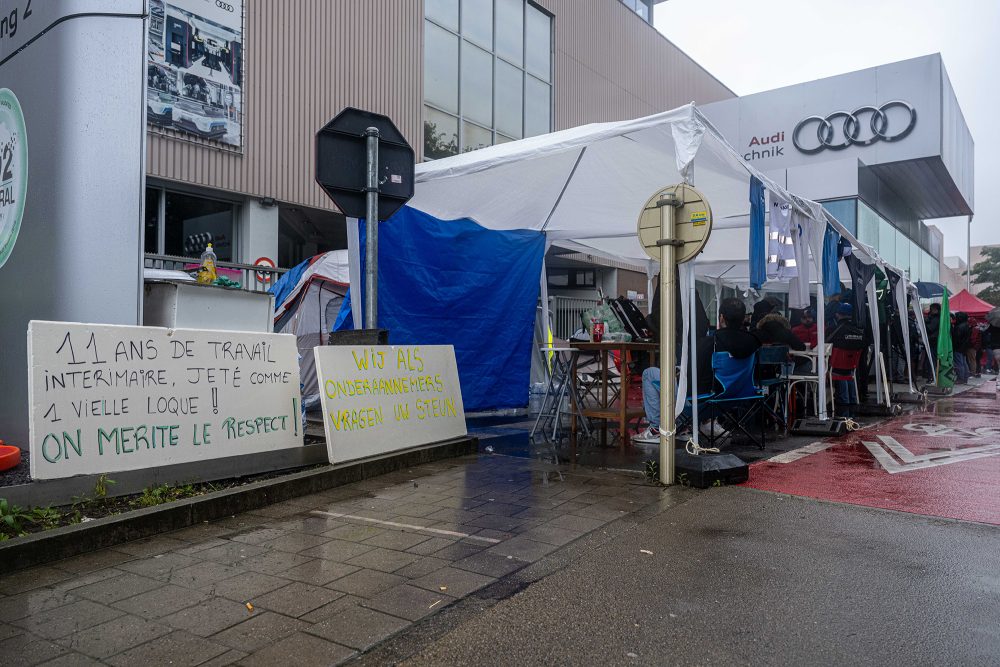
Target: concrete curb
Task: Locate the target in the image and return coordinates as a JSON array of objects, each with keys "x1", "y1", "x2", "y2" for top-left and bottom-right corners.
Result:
[{"x1": 0, "y1": 436, "x2": 477, "y2": 573}]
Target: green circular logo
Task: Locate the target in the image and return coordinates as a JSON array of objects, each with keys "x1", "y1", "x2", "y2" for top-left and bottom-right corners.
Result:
[{"x1": 0, "y1": 88, "x2": 27, "y2": 269}]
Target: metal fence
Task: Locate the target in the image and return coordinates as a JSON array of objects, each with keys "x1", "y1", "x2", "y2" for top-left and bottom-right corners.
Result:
[{"x1": 143, "y1": 254, "x2": 288, "y2": 292}]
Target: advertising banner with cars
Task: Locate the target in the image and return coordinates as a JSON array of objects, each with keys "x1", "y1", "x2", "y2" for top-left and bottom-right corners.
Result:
[{"x1": 147, "y1": 0, "x2": 243, "y2": 147}]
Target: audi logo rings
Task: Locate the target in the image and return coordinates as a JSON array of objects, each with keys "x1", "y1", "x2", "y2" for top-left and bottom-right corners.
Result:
[
  {"x1": 216, "y1": 0, "x2": 235, "y2": 11},
  {"x1": 792, "y1": 101, "x2": 917, "y2": 154}
]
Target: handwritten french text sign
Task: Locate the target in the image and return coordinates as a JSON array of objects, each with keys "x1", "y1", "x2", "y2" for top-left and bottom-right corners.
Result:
[
  {"x1": 313, "y1": 345, "x2": 467, "y2": 464},
  {"x1": 28, "y1": 321, "x2": 303, "y2": 480}
]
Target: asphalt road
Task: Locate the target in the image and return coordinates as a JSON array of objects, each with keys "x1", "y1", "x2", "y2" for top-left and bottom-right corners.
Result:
[{"x1": 370, "y1": 486, "x2": 1000, "y2": 666}]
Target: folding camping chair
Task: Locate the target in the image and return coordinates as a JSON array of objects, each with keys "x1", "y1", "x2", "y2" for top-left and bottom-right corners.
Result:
[
  {"x1": 785, "y1": 343, "x2": 832, "y2": 422},
  {"x1": 700, "y1": 351, "x2": 766, "y2": 450},
  {"x1": 756, "y1": 345, "x2": 792, "y2": 431},
  {"x1": 827, "y1": 347, "x2": 864, "y2": 418}
]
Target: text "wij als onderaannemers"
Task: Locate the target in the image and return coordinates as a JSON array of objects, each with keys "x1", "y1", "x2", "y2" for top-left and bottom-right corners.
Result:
[{"x1": 324, "y1": 348, "x2": 459, "y2": 432}]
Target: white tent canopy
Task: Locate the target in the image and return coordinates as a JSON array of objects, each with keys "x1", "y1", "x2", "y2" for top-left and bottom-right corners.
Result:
[{"x1": 409, "y1": 103, "x2": 923, "y2": 422}]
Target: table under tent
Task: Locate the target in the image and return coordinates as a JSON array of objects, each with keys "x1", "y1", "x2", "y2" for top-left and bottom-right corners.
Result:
[{"x1": 396, "y1": 103, "x2": 933, "y2": 442}]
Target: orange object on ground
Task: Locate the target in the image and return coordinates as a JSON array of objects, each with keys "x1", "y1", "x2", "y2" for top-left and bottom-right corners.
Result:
[{"x1": 0, "y1": 441, "x2": 21, "y2": 472}]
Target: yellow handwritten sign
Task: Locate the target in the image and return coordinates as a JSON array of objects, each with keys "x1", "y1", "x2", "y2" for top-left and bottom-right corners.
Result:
[
  {"x1": 27, "y1": 321, "x2": 303, "y2": 480},
  {"x1": 313, "y1": 345, "x2": 467, "y2": 463}
]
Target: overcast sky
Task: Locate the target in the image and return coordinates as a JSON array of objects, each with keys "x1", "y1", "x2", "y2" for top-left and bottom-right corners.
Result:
[{"x1": 654, "y1": 0, "x2": 999, "y2": 260}]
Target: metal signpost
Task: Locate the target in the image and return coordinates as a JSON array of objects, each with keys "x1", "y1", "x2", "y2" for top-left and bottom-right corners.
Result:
[
  {"x1": 315, "y1": 108, "x2": 415, "y2": 328},
  {"x1": 637, "y1": 184, "x2": 713, "y2": 485}
]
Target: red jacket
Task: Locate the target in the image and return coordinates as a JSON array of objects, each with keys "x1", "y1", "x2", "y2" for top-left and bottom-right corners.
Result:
[{"x1": 792, "y1": 322, "x2": 818, "y2": 349}]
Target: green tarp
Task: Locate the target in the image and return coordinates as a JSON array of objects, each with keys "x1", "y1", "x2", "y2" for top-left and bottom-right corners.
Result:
[{"x1": 937, "y1": 288, "x2": 955, "y2": 389}]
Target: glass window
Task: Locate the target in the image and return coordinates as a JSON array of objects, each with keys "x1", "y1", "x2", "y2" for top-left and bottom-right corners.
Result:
[
  {"x1": 525, "y1": 75, "x2": 550, "y2": 137},
  {"x1": 163, "y1": 192, "x2": 235, "y2": 261},
  {"x1": 424, "y1": 106, "x2": 459, "y2": 160},
  {"x1": 856, "y1": 201, "x2": 879, "y2": 249},
  {"x1": 495, "y1": 60, "x2": 523, "y2": 138},
  {"x1": 145, "y1": 188, "x2": 160, "y2": 254},
  {"x1": 424, "y1": 21, "x2": 460, "y2": 113},
  {"x1": 461, "y1": 0, "x2": 493, "y2": 49},
  {"x1": 495, "y1": 0, "x2": 523, "y2": 66},
  {"x1": 461, "y1": 41, "x2": 493, "y2": 127},
  {"x1": 634, "y1": 0, "x2": 650, "y2": 21},
  {"x1": 463, "y1": 121, "x2": 493, "y2": 152},
  {"x1": 821, "y1": 199, "x2": 857, "y2": 237},
  {"x1": 878, "y1": 221, "x2": 896, "y2": 266},
  {"x1": 909, "y1": 240, "x2": 921, "y2": 280},
  {"x1": 524, "y1": 4, "x2": 551, "y2": 82},
  {"x1": 426, "y1": 0, "x2": 459, "y2": 31},
  {"x1": 895, "y1": 230, "x2": 908, "y2": 273},
  {"x1": 423, "y1": 0, "x2": 551, "y2": 157}
]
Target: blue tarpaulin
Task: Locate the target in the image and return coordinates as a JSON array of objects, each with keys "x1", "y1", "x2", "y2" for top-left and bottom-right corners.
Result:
[
  {"x1": 356, "y1": 206, "x2": 545, "y2": 412},
  {"x1": 749, "y1": 176, "x2": 766, "y2": 290},
  {"x1": 822, "y1": 225, "x2": 842, "y2": 297}
]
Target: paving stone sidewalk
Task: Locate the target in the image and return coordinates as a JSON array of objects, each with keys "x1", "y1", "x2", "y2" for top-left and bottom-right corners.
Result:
[{"x1": 0, "y1": 453, "x2": 668, "y2": 666}]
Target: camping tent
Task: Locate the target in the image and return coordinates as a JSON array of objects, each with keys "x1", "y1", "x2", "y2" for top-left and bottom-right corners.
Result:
[
  {"x1": 390, "y1": 103, "x2": 926, "y2": 419},
  {"x1": 948, "y1": 288, "x2": 994, "y2": 318},
  {"x1": 270, "y1": 251, "x2": 351, "y2": 406}
]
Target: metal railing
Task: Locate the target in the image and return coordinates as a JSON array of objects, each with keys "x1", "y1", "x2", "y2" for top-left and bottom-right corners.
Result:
[
  {"x1": 550, "y1": 295, "x2": 600, "y2": 340},
  {"x1": 143, "y1": 254, "x2": 288, "y2": 292}
]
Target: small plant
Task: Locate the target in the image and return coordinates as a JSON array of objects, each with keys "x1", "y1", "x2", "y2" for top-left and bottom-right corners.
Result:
[
  {"x1": 94, "y1": 474, "x2": 116, "y2": 499},
  {"x1": 28, "y1": 506, "x2": 62, "y2": 530},
  {"x1": 643, "y1": 459, "x2": 659, "y2": 482},
  {"x1": 131, "y1": 483, "x2": 197, "y2": 508},
  {"x1": 0, "y1": 498, "x2": 28, "y2": 538}
]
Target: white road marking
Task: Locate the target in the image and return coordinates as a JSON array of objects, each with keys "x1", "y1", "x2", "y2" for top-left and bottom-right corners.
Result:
[
  {"x1": 310, "y1": 510, "x2": 501, "y2": 544},
  {"x1": 769, "y1": 441, "x2": 834, "y2": 464},
  {"x1": 901, "y1": 423, "x2": 1000, "y2": 439},
  {"x1": 861, "y1": 435, "x2": 1000, "y2": 474}
]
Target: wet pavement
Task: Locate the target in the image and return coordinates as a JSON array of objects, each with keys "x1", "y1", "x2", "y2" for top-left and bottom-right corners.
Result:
[
  {"x1": 746, "y1": 379, "x2": 1000, "y2": 525},
  {"x1": 389, "y1": 485, "x2": 1000, "y2": 666},
  {"x1": 0, "y1": 453, "x2": 668, "y2": 666},
  {"x1": 2, "y1": 380, "x2": 997, "y2": 664}
]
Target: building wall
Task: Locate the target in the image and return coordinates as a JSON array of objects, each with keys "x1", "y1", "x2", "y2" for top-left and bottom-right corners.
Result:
[
  {"x1": 539, "y1": 0, "x2": 733, "y2": 128},
  {"x1": 147, "y1": 0, "x2": 425, "y2": 212},
  {"x1": 147, "y1": 0, "x2": 733, "y2": 213}
]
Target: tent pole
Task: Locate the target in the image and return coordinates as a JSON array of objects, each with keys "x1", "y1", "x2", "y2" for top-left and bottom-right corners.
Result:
[
  {"x1": 689, "y1": 267, "x2": 698, "y2": 449},
  {"x1": 659, "y1": 200, "x2": 677, "y2": 485},
  {"x1": 539, "y1": 247, "x2": 552, "y2": 350},
  {"x1": 345, "y1": 217, "x2": 363, "y2": 330},
  {"x1": 867, "y1": 278, "x2": 883, "y2": 405},
  {"x1": 816, "y1": 280, "x2": 828, "y2": 420}
]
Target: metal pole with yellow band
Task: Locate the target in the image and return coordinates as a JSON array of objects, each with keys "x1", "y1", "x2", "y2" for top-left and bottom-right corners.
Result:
[{"x1": 637, "y1": 184, "x2": 712, "y2": 485}]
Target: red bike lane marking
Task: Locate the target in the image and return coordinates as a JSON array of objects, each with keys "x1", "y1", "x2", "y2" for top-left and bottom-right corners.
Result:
[{"x1": 744, "y1": 384, "x2": 1000, "y2": 526}]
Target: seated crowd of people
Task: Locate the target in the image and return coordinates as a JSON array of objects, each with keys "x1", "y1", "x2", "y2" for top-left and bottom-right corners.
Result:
[{"x1": 634, "y1": 293, "x2": 866, "y2": 444}]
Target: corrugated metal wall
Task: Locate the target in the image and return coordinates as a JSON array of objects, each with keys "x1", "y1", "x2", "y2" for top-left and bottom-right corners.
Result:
[
  {"x1": 146, "y1": 0, "x2": 424, "y2": 211},
  {"x1": 147, "y1": 0, "x2": 733, "y2": 211}
]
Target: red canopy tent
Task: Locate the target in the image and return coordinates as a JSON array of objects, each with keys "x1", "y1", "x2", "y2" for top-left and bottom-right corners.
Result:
[{"x1": 948, "y1": 289, "x2": 994, "y2": 317}]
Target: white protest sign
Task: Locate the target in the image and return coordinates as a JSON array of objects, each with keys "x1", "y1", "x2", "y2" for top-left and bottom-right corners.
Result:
[
  {"x1": 314, "y1": 345, "x2": 467, "y2": 464},
  {"x1": 28, "y1": 321, "x2": 303, "y2": 480}
]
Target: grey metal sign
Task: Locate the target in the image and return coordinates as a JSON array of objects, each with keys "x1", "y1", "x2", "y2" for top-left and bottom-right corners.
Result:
[{"x1": 315, "y1": 108, "x2": 414, "y2": 221}]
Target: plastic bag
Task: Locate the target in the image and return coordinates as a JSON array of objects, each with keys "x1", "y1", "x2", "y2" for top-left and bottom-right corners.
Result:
[{"x1": 582, "y1": 302, "x2": 625, "y2": 334}]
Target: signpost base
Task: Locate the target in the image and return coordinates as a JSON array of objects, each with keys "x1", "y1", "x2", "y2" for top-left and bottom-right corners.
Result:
[
  {"x1": 674, "y1": 449, "x2": 748, "y2": 488},
  {"x1": 790, "y1": 418, "x2": 849, "y2": 437},
  {"x1": 327, "y1": 329, "x2": 389, "y2": 346}
]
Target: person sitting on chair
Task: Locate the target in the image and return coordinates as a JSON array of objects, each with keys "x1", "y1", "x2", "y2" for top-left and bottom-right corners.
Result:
[
  {"x1": 636, "y1": 298, "x2": 759, "y2": 443},
  {"x1": 828, "y1": 303, "x2": 866, "y2": 418},
  {"x1": 791, "y1": 308, "x2": 818, "y2": 349}
]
